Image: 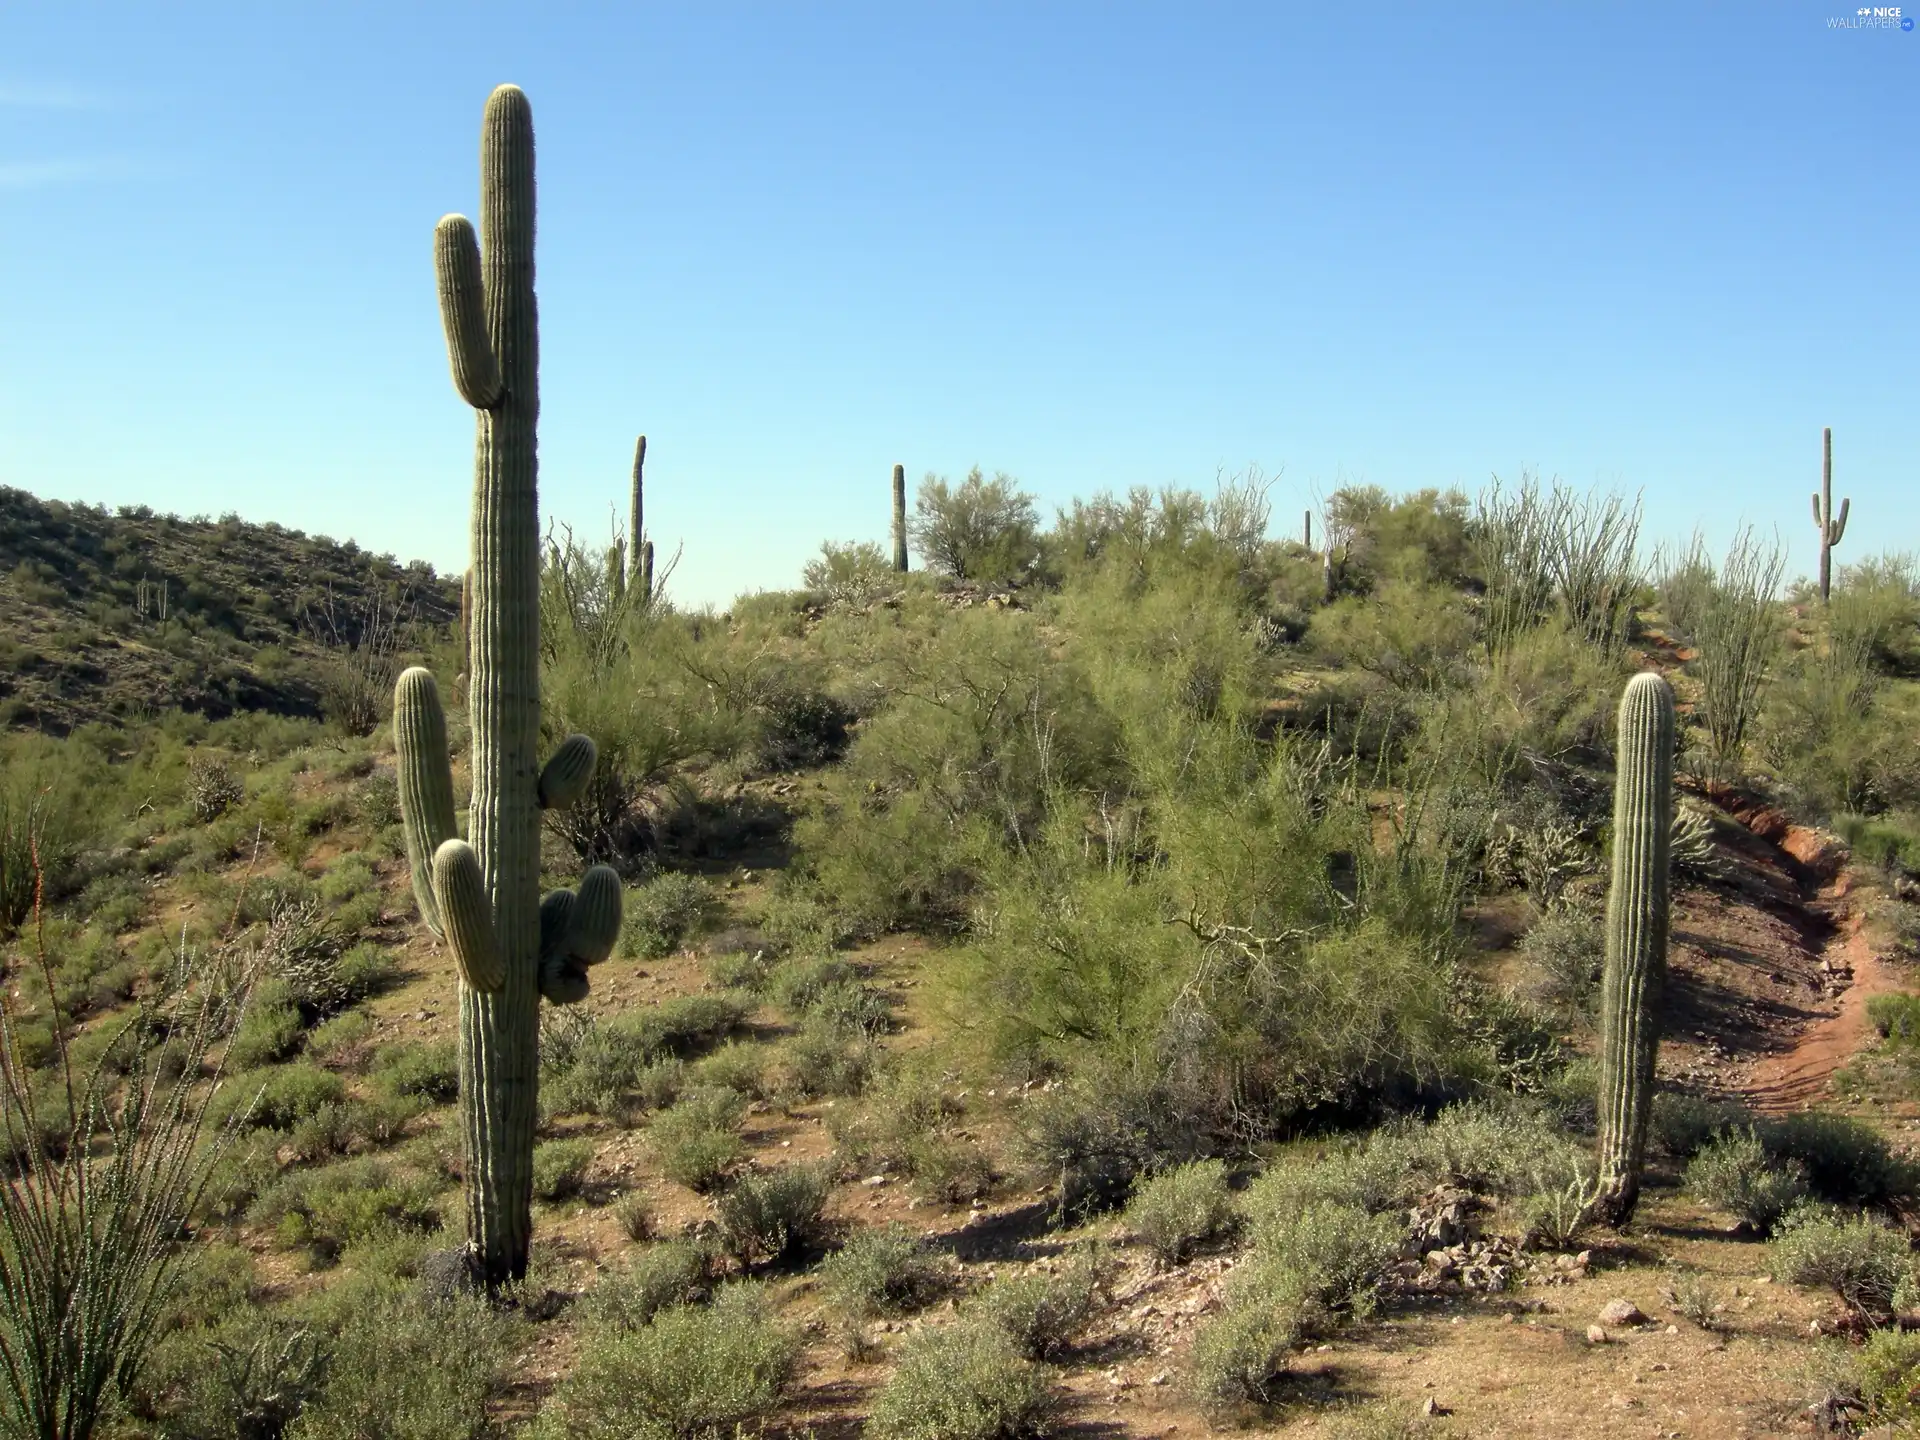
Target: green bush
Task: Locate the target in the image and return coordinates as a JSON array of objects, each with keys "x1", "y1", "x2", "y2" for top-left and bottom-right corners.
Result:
[
  {"x1": 1649, "y1": 1092, "x2": 1752, "y2": 1160},
  {"x1": 285, "y1": 1290, "x2": 516, "y2": 1440},
  {"x1": 537, "y1": 1282, "x2": 798, "y2": 1440},
  {"x1": 688, "y1": 1041, "x2": 768, "y2": 1100},
  {"x1": 216, "y1": 1063, "x2": 347, "y2": 1131},
  {"x1": 1760, "y1": 1111, "x2": 1917, "y2": 1208},
  {"x1": 867, "y1": 1317, "x2": 1054, "y2": 1440},
  {"x1": 583, "y1": 1241, "x2": 712, "y2": 1332},
  {"x1": 781, "y1": 1012, "x2": 879, "y2": 1099},
  {"x1": 820, "y1": 1226, "x2": 948, "y2": 1319},
  {"x1": 713, "y1": 1164, "x2": 832, "y2": 1266},
  {"x1": 1686, "y1": 1128, "x2": 1810, "y2": 1233},
  {"x1": 1824, "y1": 1326, "x2": 1920, "y2": 1427},
  {"x1": 1869, "y1": 992, "x2": 1920, "y2": 1044},
  {"x1": 227, "y1": 980, "x2": 306, "y2": 1070},
  {"x1": 620, "y1": 873, "x2": 714, "y2": 960},
  {"x1": 531, "y1": 1138, "x2": 596, "y2": 1202},
  {"x1": 649, "y1": 1089, "x2": 747, "y2": 1191},
  {"x1": 373, "y1": 1041, "x2": 459, "y2": 1104},
  {"x1": 963, "y1": 1249, "x2": 1106, "y2": 1361},
  {"x1": 1769, "y1": 1206, "x2": 1914, "y2": 1316},
  {"x1": 1517, "y1": 904, "x2": 1605, "y2": 1010},
  {"x1": 1126, "y1": 1159, "x2": 1235, "y2": 1268}
]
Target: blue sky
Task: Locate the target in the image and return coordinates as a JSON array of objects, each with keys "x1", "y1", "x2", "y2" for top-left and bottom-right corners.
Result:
[{"x1": 1, "y1": 3, "x2": 1913, "y2": 609}]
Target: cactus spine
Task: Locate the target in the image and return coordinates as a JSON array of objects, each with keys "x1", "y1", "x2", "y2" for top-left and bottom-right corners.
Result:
[
  {"x1": 1812, "y1": 426, "x2": 1849, "y2": 604},
  {"x1": 398, "y1": 84, "x2": 620, "y2": 1286},
  {"x1": 628, "y1": 434, "x2": 647, "y2": 589},
  {"x1": 1594, "y1": 670, "x2": 1675, "y2": 1226},
  {"x1": 892, "y1": 463, "x2": 908, "y2": 573}
]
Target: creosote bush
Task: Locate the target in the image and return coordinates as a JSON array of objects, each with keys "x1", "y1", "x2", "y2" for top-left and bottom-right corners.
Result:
[
  {"x1": 1769, "y1": 1206, "x2": 1914, "y2": 1317},
  {"x1": 1126, "y1": 1159, "x2": 1235, "y2": 1268},
  {"x1": 714, "y1": 1163, "x2": 833, "y2": 1266},
  {"x1": 1685, "y1": 1128, "x2": 1810, "y2": 1234},
  {"x1": 867, "y1": 1317, "x2": 1055, "y2": 1440}
]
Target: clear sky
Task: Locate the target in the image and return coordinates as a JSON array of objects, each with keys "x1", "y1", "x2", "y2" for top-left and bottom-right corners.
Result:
[{"x1": 1, "y1": 3, "x2": 1913, "y2": 609}]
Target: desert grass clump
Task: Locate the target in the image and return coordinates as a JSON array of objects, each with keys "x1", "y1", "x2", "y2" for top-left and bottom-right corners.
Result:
[
  {"x1": 713, "y1": 1164, "x2": 833, "y2": 1266},
  {"x1": 867, "y1": 1317, "x2": 1055, "y2": 1440},
  {"x1": 1768, "y1": 1206, "x2": 1914, "y2": 1318},
  {"x1": 1125, "y1": 1159, "x2": 1235, "y2": 1268},
  {"x1": 535, "y1": 1282, "x2": 797, "y2": 1440},
  {"x1": 1685, "y1": 1128, "x2": 1810, "y2": 1234}
]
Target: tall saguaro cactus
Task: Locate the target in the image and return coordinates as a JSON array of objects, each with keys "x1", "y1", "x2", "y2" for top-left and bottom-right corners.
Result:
[
  {"x1": 1594, "y1": 670, "x2": 1675, "y2": 1226},
  {"x1": 397, "y1": 84, "x2": 621, "y2": 1287},
  {"x1": 1812, "y1": 426, "x2": 1849, "y2": 604},
  {"x1": 892, "y1": 463, "x2": 908, "y2": 573},
  {"x1": 629, "y1": 434, "x2": 647, "y2": 590}
]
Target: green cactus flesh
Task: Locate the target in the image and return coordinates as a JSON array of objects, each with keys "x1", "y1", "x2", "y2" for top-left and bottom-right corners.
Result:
[
  {"x1": 394, "y1": 83, "x2": 621, "y2": 1286},
  {"x1": 892, "y1": 462, "x2": 908, "y2": 573},
  {"x1": 1594, "y1": 670, "x2": 1675, "y2": 1225}
]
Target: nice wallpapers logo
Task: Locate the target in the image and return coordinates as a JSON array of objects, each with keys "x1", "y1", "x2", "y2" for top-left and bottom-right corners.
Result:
[{"x1": 1829, "y1": 5, "x2": 1914, "y2": 26}]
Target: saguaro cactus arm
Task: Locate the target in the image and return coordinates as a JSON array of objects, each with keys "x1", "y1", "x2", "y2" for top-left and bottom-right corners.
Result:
[
  {"x1": 434, "y1": 218, "x2": 503, "y2": 409},
  {"x1": 1594, "y1": 670, "x2": 1675, "y2": 1226},
  {"x1": 395, "y1": 667, "x2": 459, "y2": 937}
]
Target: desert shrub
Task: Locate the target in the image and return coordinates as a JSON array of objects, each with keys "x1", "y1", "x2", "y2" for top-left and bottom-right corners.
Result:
[
  {"x1": 903, "y1": 1134, "x2": 995, "y2": 1205},
  {"x1": 1869, "y1": 992, "x2": 1920, "y2": 1044},
  {"x1": 805, "y1": 539, "x2": 897, "y2": 609},
  {"x1": 704, "y1": 943, "x2": 773, "y2": 992},
  {"x1": 713, "y1": 1164, "x2": 832, "y2": 1266},
  {"x1": 649, "y1": 1089, "x2": 746, "y2": 1191},
  {"x1": 536, "y1": 1282, "x2": 798, "y2": 1440},
  {"x1": 1126, "y1": 1159, "x2": 1235, "y2": 1268},
  {"x1": 1309, "y1": 580, "x2": 1475, "y2": 690},
  {"x1": 1760, "y1": 1111, "x2": 1916, "y2": 1208},
  {"x1": 782, "y1": 1012, "x2": 879, "y2": 1099},
  {"x1": 826, "y1": 1068, "x2": 957, "y2": 1174},
  {"x1": 1517, "y1": 1147, "x2": 1600, "y2": 1250},
  {"x1": 963, "y1": 1248, "x2": 1106, "y2": 1361},
  {"x1": 1663, "y1": 1266, "x2": 1728, "y2": 1332},
  {"x1": 867, "y1": 1317, "x2": 1054, "y2": 1440},
  {"x1": 226, "y1": 979, "x2": 306, "y2": 1070},
  {"x1": 821, "y1": 1226, "x2": 948, "y2": 1319},
  {"x1": 1650, "y1": 1091, "x2": 1752, "y2": 1160},
  {"x1": 909, "y1": 468, "x2": 1041, "y2": 583},
  {"x1": 284, "y1": 1290, "x2": 516, "y2": 1440},
  {"x1": 689, "y1": 1041, "x2": 768, "y2": 1099},
  {"x1": 531, "y1": 1138, "x2": 595, "y2": 1202},
  {"x1": 1831, "y1": 554, "x2": 1920, "y2": 676},
  {"x1": 620, "y1": 873, "x2": 714, "y2": 960},
  {"x1": 1186, "y1": 1265, "x2": 1321, "y2": 1410},
  {"x1": 613, "y1": 1192, "x2": 654, "y2": 1242},
  {"x1": 285, "y1": 1095, "x2": 423, "y2": 1162},
  {"x1": 1820, "y1": 1325, "x2": 1920, "y2": 1427},
  {"x1": 216, "y1": 1062, "x2": 347, "y2": 1131},
  {"x1": 583, "y1": 1240, "x2": 712, "y2": 1332},
  {"x1": 1517, "y1": 903, "x2": 1605, "y2": 1009},
  {"x1": 373, "y1": 1041, "x2": 459, "y2": 1104},
  {"x1": 749, "y1": 678, "x2": 855, "y2": 773},
  {"x1": 769, "y1": 955, "x2": 860, "y2": 1015},
  {"x1": 1769, "y1": 1206, "x2": 1914, "y2": 1316},
  {"x1": 1686, "y1": 1128, "x2": 1811, "y2": 1233}
]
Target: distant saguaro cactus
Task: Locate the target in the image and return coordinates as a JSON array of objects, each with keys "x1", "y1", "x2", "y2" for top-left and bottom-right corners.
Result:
[
  {"x1": 1812, "y1": 426, "x2": 1849, "y2": 604},
  {"x1": 892, "y1": 463, "x2": 908, "y2": 573},
  {"x1": 641, "y1": 432, "x2": 656, "y2": 587},
  {"x1": 1594, "y1": 670, "x2": 1675, "y2": 1226},
  {"x1": 641, "y1": 538, "x2": 655, "y2": 605},
  {"x1": 399, "y1": 83, "x2": 621, "y2": 1287}
]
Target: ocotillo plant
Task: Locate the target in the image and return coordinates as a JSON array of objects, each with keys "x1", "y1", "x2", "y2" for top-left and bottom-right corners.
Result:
[
  {"x1": 892, "y1": 463, "x2": 908, "y2": 573},
  {"x1": 1812, "y1": 426, "x2": 1849, "y2": 604},
  {"x1": 1594, "y1": 670, "x2": 1674, "y2": 1226},
  {"x1": 398, "y1": 83, "x2": 621, "y2": 1287},
  {"x1": 628, "y1": 434, "x2": 647, "y2": 589}
]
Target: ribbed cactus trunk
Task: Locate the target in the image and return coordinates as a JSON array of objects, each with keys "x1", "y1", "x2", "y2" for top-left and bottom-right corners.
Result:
[
  {"x1": 641, "y1": 539, "x2": 655, "y2": 606},
  {"x1": 1594, "y1": 670, "x2": 1675, "y2": 1227},
  {"x1": 1812, "y1": 426, "x2": 1849, "y2": 605},
  {"x1": 892, "y1": 463, "x2": 908, "y2": 573},
  {"x1": 629, "y1": 435, "x2": 647, "y2": 589},
  {"x1": 399, "y1": 85, "x2": 621, "y2": 1288}
]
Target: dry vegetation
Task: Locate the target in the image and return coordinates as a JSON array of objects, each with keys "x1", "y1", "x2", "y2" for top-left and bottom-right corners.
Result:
[{"x1": 7, "y1": 473, "x2": 1920, "y2": 1439}]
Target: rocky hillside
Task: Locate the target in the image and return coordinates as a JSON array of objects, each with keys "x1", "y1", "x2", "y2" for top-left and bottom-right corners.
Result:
[{"x1": 0, "y1": 486, "x2": 459, "y2": 733}]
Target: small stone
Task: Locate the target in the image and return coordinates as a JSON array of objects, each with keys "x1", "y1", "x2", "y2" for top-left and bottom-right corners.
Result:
[
  {"x1": 1664, "y1": 1324, "x2": 1678, "y2": 1334},
  {"x1": 1148, "y1": 1373, "x2": 1169, "y2": 1387},
  {"x1": 1422, "y1": 1396, "x2": 1451, "y2": 1417},
  {"x1": 863, "y1": 1175, "x2": 889, "y2": 1187},
  {"x1": 1598, "y1": 1299, "x2": 1647, "y2": 1327},
  {"x1": 1587, "y1": 1325, "x2": 1610, "y2": 1344}
]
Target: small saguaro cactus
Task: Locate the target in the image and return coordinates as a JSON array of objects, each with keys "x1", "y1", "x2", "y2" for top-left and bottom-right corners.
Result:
[
  {"x1": 892, "y1": 463, "x2": 908, "y2": 573},
  {"x1": 1594, "y1": 670, "x2": 1675, "y2": 1226},
  {"x1": 398, "y1": 82, "x2": 622, "y2": 1288},
  {"x1": 641, "y1": 539, "x2": 655, "y2": 605},
  {"x1": 1812, "y1": 426, "x2": 1849, "y2": 604},
  {"x1": 641, "y1": 432, "x2": 656, "y2": 587}
]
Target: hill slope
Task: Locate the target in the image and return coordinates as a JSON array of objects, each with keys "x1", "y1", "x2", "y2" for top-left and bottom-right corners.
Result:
[{"x1": 0, "y1": 486, "x2": 459, "y2": 733}]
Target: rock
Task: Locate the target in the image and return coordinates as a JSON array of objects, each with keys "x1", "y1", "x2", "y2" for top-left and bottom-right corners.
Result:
[
  {"x1": 1422, "y1": 1396, "x2": 1451, "y2": 1417},
  {"x1": 1586, "y1": 1325, "x2": 1610, "y2": 1344},
  {"x1": 1598, "y1": 1299, "x2": 1647, "y2": 1327},
  {"x1": 417, "y1": 1246, "x2": 481, "y2": 1303}
]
